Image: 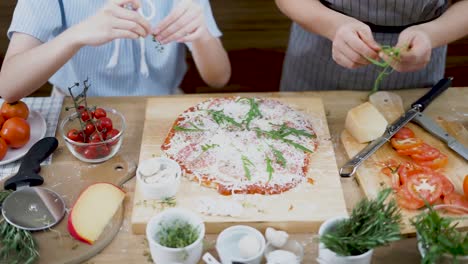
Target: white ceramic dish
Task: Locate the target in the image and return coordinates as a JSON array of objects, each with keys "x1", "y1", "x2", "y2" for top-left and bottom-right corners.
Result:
[
  {"x1": 216, "y1": 225, "x2": 266, "y2": 264},
  {"x1": 0, "y1": 111, "x2": 47, "y2": 166},
  {"x1": 137, "y1": 157, "x2": 182, "y2": 199}
]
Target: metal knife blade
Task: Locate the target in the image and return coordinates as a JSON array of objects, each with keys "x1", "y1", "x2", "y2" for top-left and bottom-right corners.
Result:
[
  {"x1": 412, "y1": 112, "x2": 468, "y2": 160},
  {"x1": 339, "y1": 77, "x2": 453, "y2": 177}
]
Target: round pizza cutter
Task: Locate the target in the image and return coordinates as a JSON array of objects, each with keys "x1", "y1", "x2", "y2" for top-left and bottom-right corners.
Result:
[{"x1": 1, "y1": 137, "x2": 66, "y2": 231}]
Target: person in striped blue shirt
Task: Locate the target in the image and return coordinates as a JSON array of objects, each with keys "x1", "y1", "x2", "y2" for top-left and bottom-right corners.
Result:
[
  {"x1": 0, "y1": 0, "x2": 231, "y2": 102},
  {"x1": 275, "y1": 0, "x2": 468, "y2": 91}
]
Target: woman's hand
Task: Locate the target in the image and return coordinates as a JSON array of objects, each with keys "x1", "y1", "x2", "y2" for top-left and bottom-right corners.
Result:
[
  {"x1": 381, "y1": 27, "x2": 433, "y2": 72},
  {"x1": 332, "y1": 21, "x2": 381, "y2": 69},
  {"x1": 70, "y1": 0, "x2": 151, "y2": 47},
  {"x1": 152, "y1": 0, "x2": 211, "y2": 44}
]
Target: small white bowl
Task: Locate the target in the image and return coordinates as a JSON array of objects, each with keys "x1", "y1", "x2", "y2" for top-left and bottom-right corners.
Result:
[
  {"x1": 137, "y1": 157, "x2": 182, "y2": 199},
  {"x1": 216, "y1": 225, "x2": 266, "y2": 264},
  {"x1": 146, "y1": 208, "x2": 205, "y2": 264},
  {"x1": 264, "y1": 239, "x2": 304, "y2": 263}
]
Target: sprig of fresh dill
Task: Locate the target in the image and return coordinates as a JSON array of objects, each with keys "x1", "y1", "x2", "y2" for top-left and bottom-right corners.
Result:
[
  {"x1": 156, "y1": 220, "x2": 199, "y2": 248},
  {"x1": 412, "y1": 206, "x2": 468, "y2": 264},
  {"x1": 366, "y1": 45, "x2": 405, "y2": 93},
  {"x1": 174, "y1": 122, "x2": 205, "y2": 132},
  {"x1": 241, "y1": 155, "x2": 255, "y2": 180},
  {"x1": 320, "y1": 188, "x2": 402, "y2": 256}
]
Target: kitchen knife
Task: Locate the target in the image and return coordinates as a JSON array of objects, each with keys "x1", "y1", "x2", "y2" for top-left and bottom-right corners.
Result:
[
  {"x1": 412, "y1": 112, "x2": 468, "y2": 160},
  {"x1": 339, "y1": 77, "x2": 453, "y2": 177}
]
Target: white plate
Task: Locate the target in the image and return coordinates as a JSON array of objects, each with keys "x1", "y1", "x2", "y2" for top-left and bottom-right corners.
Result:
[{"x1": 0, "y1": 111, "x2": 47, "y2": 165}]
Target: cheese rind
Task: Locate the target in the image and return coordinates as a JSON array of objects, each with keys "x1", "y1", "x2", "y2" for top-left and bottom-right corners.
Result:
[{"x1": 345, "y1": 102, "x2": 388, "y2": 143}]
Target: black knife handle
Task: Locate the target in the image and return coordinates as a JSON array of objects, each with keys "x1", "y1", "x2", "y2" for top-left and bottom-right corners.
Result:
[
  {"x1": 411, "y1": 77, "x2": 453, "y2": 112},
  {"x1": 4, "y1": 137, "x2": 58, "y2": 190}
]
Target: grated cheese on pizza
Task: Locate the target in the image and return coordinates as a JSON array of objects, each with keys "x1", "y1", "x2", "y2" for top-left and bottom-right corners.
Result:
[{"x1": 161, "y1": 97, "x2": 319, "y2": 195}]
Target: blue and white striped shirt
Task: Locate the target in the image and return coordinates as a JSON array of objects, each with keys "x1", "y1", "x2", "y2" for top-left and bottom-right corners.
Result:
[{"x1": 8, "y1": 0, "x2": 222, "y2": 96}]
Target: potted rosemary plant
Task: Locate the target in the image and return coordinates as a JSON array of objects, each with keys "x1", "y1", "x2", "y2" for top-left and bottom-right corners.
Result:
[
  {"x1": 412, "y1": 205, "x2": 468, "y2": 264},
  {"x1": 318, "y1": 188, "x2": 402, "y2": 264},
  {"x1": 146, "y1": 208, "x2": 205, "y2": 264}
]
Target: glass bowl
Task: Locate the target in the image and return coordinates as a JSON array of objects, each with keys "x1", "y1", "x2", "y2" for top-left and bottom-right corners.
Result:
[{"x1": 60, "y1": 108, "x2": 126, "y2": 163}]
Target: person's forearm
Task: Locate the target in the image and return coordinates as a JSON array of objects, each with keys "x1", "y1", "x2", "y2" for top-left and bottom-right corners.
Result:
[
  {"x1": 275, "y1": 0, "x2": 355, "y2": 40},
  {"x1": 191, "y1": 36, "x2": 231, "y2": 88},
  {"x1": 416, "y1": 0, "x2": 468, "y2": 48},
  {"x1": 0, "y1": 30, "x2": 82, "y2": 102}
]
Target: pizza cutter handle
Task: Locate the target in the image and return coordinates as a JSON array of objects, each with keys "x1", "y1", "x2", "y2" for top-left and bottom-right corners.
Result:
[{"x1": 4, "y1": 137, "x2": 58, "y2": 190}]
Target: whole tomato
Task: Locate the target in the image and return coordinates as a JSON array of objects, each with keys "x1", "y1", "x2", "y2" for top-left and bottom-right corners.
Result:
[
  {"x1": 98, "y1": 117, "x2": 113, "y2": 132},
  {"x1": 0, "y1": 117, "x2": 30, "y2": 148},
  {"x1": 83, "y1": 144, "x2": 110, "y2": 159},
  {"x1": 67, "y1": 129, "x2": 85, "y2": 143},
  {"x1": 81, "y1": 111, "x2": 91, "y2": 122},
  {"x1": 84, "y1": 122, "x2": 95, "y2": 136},
  {"x1": 0, "y1": 137, "x2": 7, "y2": 160},
  {"x1": 89, "y1": 132, "x2": 103, "y2": 143},
  {"x1": 1, "y1": 101, "x2": 29, "y2": 120},
  {"x1": 105, "y1": 129, "x2": 120, "y2": 146},
  {"x1": 94, "y1": 108, "x2": 107, "y2": 119}
]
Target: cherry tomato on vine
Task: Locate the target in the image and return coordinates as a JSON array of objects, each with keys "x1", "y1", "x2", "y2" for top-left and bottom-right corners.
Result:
[
  {"x1": 0, "y1": 117, "x2": 30, "y2": 148},
  {"x1": 98, "y1": 117, "x2": 113, "y2": 132},
  {"x1": 393, "y1": 127, "x2": 415, "y2": 140},
  {"x1": 84, "y1": 122, "x2": 95, "y2": 136},
  {"x1": 89, "y1": 132, "x2": 103, "y2": 143},
  {"x1": 81, "y1": 111, "x2": 92, "y2": 122},
  {"x1": 0, "y1": 138, "x2": 7, "y2": 160},
  {"x1": 1, "y1": 100, "x2": 29, "y2": 120},
  {"x1": 94, "y1": 108, "x2": 107, "y2": 119},
  {"x1": 67, "y1": 129, "x2": 84, "y2": 143}
]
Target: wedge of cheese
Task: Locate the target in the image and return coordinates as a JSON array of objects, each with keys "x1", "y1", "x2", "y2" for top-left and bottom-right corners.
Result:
[{"x1": 345, "y1": 102, "x2": 388, "y2": 143}]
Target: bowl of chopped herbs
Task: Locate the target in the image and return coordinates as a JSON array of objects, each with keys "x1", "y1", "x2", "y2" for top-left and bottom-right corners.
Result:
[
  {"x1": 146, "y1": 208, "x2": 205, "y2": 264},
  {"x1": 413, "y1": 204, "x2": 468, "y2": 264}
]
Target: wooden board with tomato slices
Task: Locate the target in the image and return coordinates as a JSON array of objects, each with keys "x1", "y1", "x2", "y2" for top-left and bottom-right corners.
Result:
[
  {"x1": 131, "y1": 95, "x2": 348, "y2": 234},
  {"x1": 341, "y1": 93, "x2": 468, "y2": 235}
]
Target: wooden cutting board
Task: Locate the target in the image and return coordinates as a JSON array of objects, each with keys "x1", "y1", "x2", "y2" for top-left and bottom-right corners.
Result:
[
  {"x1": 131, "y1": 95, "x2": 348, "y2": 234},
  {"x1": 0, "y1": 155, "x2": 136, "y2": 264},
  {"x1": 341, "y1": 92, "x2": 468, "y2": 234}
]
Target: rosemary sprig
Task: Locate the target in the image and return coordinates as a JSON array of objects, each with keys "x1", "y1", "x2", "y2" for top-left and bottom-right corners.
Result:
[
  {"x1": 271, "y1": 146, "x2": 286, "y2": 167},
  {"x1": 241, "y1": 155, "x2": 254, "y2": 180},
  {"x1": 208, "y1": 110, "x2": 242, "y2": 128},
  {"x1": 321, "y1": 188, "x2": 402, "y2": 256},
  {"x1": 156, "y1": 220, "x2": 199, "y2": 248},
  {"x1": 266, "y1": 156, "x2": 274, "y2": 181},
  {"x1": 201, "y1": 144, "x2": 219, "y2": 152},
  {"x1": 174, "y1": 122, "x2": 205, "y2": 132},
  {"x1": 238, "y1": 98, "x2": 262, "y2": 130},
  {"x1": 412, "y1": 206, "x2": 468, "y2": 264},
  {"x1": 366, "y1": 45, "x2": 405, "y2": 93}
]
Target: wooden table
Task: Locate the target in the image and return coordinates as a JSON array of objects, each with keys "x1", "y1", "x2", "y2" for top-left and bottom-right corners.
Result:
[{"x1": 51, "y1": 88, "x2": 467, "y2": 264}]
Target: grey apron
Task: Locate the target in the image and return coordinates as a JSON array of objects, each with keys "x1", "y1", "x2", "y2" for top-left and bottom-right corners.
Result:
[{"x1": 280, "y1": 0, "x2": 449, "y2": 91}]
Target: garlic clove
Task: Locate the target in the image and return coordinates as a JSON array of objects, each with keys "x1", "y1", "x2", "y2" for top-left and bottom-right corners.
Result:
[{"x1": 265, "y1": 227, "x2": 289, "y2": 248}]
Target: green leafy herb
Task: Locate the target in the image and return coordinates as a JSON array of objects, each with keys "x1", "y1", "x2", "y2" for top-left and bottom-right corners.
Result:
[
  {"x1": 241, "y1": 155, "x2": 255, "y2": 180},
  {"x1": 156, "y1": 220, "x2": 199, "y2": 248},
  {"x1": 201, "y1": 144, "x2": 220, "y2": 152},
  {"x1": 412, "y1": 206, "x2": 468, "y2": 264},
  {"x1": 208, "y1": 110, "x2": 242, "y2": 128},
  {"x1": 321, "y1": 188, "x2": 402, "y2": 256},
  {"x1": 266, "y1": 156, "x2": 274, "y2": 181},
  {"x1": 255, "y1": 124, "x2": 316, "y2": 153},
  {"x1": 271, "y1": 146, "x2": 286, "y2": 167},
  {"x1": 238, "y1": 98, "x2": 262, "y2": 130},
  {"x1": 174, "y1": 122, "x2": 205, "y2": 132},
  {"x1": 366, "y1": 45, "x2": 405, "y2": 94}
]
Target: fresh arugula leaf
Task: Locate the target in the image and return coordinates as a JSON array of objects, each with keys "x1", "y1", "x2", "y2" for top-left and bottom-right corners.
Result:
[
  {"x1": 241, "y1": 155, "x2": 254, "y2": 180},
  {"x1": 174, "y1": 121, "x2": 205, "y2": 132},
  {"x1": 208, "y1": 110, "x2": 242, "y2": 128},
  {"x1": 271, "y1": 146, "x2": 286, "y2": 167},
  {"x1": 201, "y1": 144, "x2": 220, "y2": 152},
  {"x1": 266, "y1": 156, "x2": 274, "y2": 181},
  {"x1": 239, "y1": 98, "x2": 262, "y2": 130}
]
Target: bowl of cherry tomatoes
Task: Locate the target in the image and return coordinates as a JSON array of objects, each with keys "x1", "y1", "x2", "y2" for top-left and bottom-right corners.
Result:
[{"x1": 60, "y1": 107, "x2": 125, "y2": 163}]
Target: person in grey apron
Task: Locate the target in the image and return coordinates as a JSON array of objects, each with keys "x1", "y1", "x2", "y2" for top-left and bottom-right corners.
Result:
[{"x1": 276, "y1": 0, "x2": 468, "y2": 91}]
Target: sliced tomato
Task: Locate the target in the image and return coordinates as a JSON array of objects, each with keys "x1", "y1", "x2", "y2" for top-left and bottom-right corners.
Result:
[
  {"x1": 463, "y1": 175, "x2": 468, "y2": 198},
  {"x1": 443, "y1": 193, "x2": 468, "y2": 214},
  {"x1": 411, "y1": 144, "x2": 440, "y2": 161},
  {"x1": 393, "y1": 127, "x2": 415, "y2": 139},
  {"x1": 433, "y1": 173, "x2": 455, "y2": 197},
  {"x1": 416, "y1": 153, "x2": 448, "y2": 169},
  {"x1": 397, "y1": 162, "x2": 424, "y2": 185},
  {"x1": 396, "y1": 188, "x2": 425, "y2": 210},
  {"x1": 396, "y1": 145, "x2": 424, "y2": 156},
  {"x1": 391, "y1": 138, "x2": 423, "y2": 150},
  {"x1": 405, "y1": 173, "x2": 443, "y2": 204}
]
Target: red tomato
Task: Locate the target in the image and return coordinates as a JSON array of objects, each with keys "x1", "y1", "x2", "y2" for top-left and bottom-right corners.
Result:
[
  {"x1": 405, "y1": 172, "x2": 443, "y2": 204},
  {"x1": 0, "y1": 117, "x2": 30, "y2": 148},
  {"x1": 84, "y1": 122, "x2": 95, "y2": 136},
  {"x1": 83, "y1": 146, "x2": 98, "y2": 159},
  {"x1": 397, "y1": 162, "x2": 424, "y2": 185},
  {"x1": 1, "y1": 100, "x2": 29, "y2": 120},
  {"x1": 98, "y1": 117, "x2": 113, "y2": 132},
  {"x1": 433, "y1": 173, "x2": 455, "y2": 197},
  {"x1": 443, "y1": 192, "x2": 468, "y2": 214},
  {"x1": 81, "y1": 111, "x2": 91, "y2": 122},
  {"x1": 396, "y1": 188, "x2": 425, "y2": 210},
  {"x1": 464, "y1": 175, "x2": 468, "y2": 198},
  {"x1": 0, "y1": 115, "x2": 4, "y2": 128},
  {"x1": 411, "y1": 144, "x2": 440, "y2": 161},
  {"x1": 67, "y1": 129, "x2": 85, "y2": 143},
  {"x1": 89, "y1": 132, "x2": 103, "y2": 143},
  {"x1": 391, "y1": 138, "x2": 423, "y2": 150},
  {"x1": 396, "y1": 145, "x2": 424, "y2": 156},
  {"x1": 0, "y1": 137, "x2": 7, "y2": 160},
  {"x1": 94, "y1": 108, "x2": 107, "y2": 119},
  {"x1": 416, "y1": 153, "x2": 448, "y2": 170},
  {"x1": 83, "y1": 144, "x2": 110, "y2": 159},
  {"x1": 393, "y1": 127, "x2": 415, "y2": 139}
]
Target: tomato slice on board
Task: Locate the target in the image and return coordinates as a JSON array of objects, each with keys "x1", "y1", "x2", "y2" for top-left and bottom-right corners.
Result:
[
  {"x1": 396, "y1": 188, "x2": 425, "y2": 210},
  {"x1": 411, "y1": 144, "x2": 440, "y2": 161},
  {"x1": 393, "y1": 127, "x2": 415, "y2": 140},
  {"x1": 464, "y1": 175, "x2": 468, "y2": 198},
  {"x1": 416, "y1": 153, "x2": 448, "y2": 170},
  {"x1": 396, "y1": 145, "x2": 424, "y2": 156},
  {"x1": 433, "y1": 173, "x2": 455, "y2": 197},
  {"x1": 443, "y1": 193, "x2": 468, "y2": 214},
  {"x1": 391, "y1": 138, "x2": 423, "y2": 150},
  {"x1": 405, "y1": 173, "x2": 443, "y2": 204},
  {"x1": 397, "y1": 162, "x2": 424, "y2": 185}
]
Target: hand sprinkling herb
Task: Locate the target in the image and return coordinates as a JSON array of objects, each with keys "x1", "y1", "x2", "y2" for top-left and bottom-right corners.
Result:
[
  {"x1": 241, "y1": 155, "x2": 255, "y2": 180},
  {"x1": 366, "y1": 45, "x2": 406, "y2": 94},
  {"x1": 156, "y1": 220, "x2": 199, "y2": 248},
  {"x1": 174, "y1": 122, "x2": 205, "y2": 132}
]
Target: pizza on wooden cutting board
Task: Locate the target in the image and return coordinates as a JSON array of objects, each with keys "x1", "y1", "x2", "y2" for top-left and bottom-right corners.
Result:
[{"x1": 161, "y1": 97, "x2": 319, "y2": 195}]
